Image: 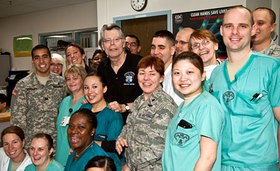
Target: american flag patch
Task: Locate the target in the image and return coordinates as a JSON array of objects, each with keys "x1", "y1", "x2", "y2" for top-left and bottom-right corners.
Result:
[{"x1": 12, "y1": 88, "x2": 18, "y2": 96}]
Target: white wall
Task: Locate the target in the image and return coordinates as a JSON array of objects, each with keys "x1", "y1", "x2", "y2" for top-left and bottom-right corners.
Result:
[
  {"x1": 0, "y1": 1, "x2": 97, "y2": 70},
  {"x1": 246, "y1": 0, "x2": 271, "y2": 11},
  {"x1": 97, "y1": 0, "x2": 246, "y2": 34},
  {"x1": 272, "y1": 0, "x2": 280, "y2": 43}
]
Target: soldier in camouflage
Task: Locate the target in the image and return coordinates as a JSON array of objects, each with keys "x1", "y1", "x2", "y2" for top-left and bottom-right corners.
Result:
[
  {"x1": 252, "y1": 7, "x2": 280, "y2": 58},
  {"x1": 116, "y1": 56, "x2": 177, "y2": 171},
  {"x1": 10, "y1": 45, "x2": 66, "y2": 147}
]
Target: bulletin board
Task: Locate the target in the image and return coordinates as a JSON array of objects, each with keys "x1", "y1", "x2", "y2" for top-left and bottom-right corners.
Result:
[
  {"x1": 13, "y1": 35, "x2": 32, "y2": 57},
  {"x1": 173, "y1": 6, "x2": 234, "y2": 58}
]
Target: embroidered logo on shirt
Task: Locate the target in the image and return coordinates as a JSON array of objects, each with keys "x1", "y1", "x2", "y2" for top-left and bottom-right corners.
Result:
[
  {"x1": 174, "y1": 132, "x2": 190, "y2": 146},
  {"x1": 124, "y1": 72, "x2": 135, "y2": 85},
  {"x1": 223, "y1": 91, "x2": 235, "y2": 105}
]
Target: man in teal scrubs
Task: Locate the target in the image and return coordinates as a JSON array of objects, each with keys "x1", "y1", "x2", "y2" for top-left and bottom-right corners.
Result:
[{"x1": 206, "y1": 6, "x2": 280, "y2": 170}]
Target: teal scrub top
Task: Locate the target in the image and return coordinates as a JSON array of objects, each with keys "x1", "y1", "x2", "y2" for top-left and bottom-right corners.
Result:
[
  {"x1": 81, "y1": 104, "x2": 123, "y2": 141},
  {"x1": 25, "y1": 160, "x2": 64, "y2": 171},
  {"x1": 206, "y1": 52, "x2": 280, "y2": 168},
  {"x1": 162, "y1": 91, "x2": 224, "y2": 171},
  {"x1": 81, "y1": 104, "x2": 123, "y2": 171},
  {"x1": 55, "y1": 95, "x2": 85, "y2": 166},
  {"x1": 64, "y1": 142, "x2": 108, "y2": 171}
]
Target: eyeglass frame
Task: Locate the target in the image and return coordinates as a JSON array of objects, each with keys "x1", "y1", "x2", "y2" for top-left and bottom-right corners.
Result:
[
  {"x1": 102, "y1": 37, "x2": 123, "y2": 45},
  {"x1": 125, "y1": 42, "x2": 138, "y2": 47},
  {"x1": 50, "y1": 63, "x2": 63, "y2": 67},
  {"x1": 175, "y1": 40, "x2": 189, "y2": 46},
  {"x1": 191, "y1": 39, "x2": 211, "y2": 50}
]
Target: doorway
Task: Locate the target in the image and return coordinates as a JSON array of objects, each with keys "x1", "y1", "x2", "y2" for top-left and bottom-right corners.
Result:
[{"x1": 114, "y1": 11, "x2": 171, "y2": 57}]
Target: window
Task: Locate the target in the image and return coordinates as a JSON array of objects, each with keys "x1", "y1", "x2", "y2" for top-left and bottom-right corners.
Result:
[{"x1": 39, "y1": 28, "x2": 98, "y2": 51}]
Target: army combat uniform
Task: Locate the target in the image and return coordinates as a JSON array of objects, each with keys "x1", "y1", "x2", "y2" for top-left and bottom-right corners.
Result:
[
  {"x1": 10, "y1": 72, "x2": 66, "y2": 147},
  {"x1": 119, "y1": 86, "x2": 177, "y2": 171},
  {"x1": 259, "y1": 40, "x2": 280, "y2": 58}
]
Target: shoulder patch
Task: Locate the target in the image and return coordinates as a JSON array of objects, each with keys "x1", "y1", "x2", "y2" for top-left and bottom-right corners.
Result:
[{"x1": 12, "y1": 88, "x2": 18, "y2": 96}]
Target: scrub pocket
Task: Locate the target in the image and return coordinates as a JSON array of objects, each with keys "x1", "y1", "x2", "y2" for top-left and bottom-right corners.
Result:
[
  {"x1": 172, "y1": 122, "x2": 200, "y2": 148},
  {"x1": 231, "y1": 91, "x2": 270, "y2": 118}
]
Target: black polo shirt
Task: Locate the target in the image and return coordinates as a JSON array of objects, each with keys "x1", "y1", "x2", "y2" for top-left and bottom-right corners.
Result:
[{"x1": 98, "y1": 53, "x2": 142, "y2": 105}]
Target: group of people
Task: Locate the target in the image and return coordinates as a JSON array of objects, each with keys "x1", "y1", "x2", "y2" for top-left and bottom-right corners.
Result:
[{"x1": 0, "y1": 5, "x2": 279, "y2": 171}]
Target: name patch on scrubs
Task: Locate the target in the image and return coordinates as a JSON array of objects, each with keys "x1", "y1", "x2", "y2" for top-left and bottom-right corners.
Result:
[
  {"x1": 61, "y1": 116, "x2": 70, "y2": 126},
  {"x1": 174, "y1": 132, "x2": 190, "y2": 146}
]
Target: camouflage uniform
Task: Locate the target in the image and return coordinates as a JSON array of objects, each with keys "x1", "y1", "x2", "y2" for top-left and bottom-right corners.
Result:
[
  {"x1": 119, "y1": 86, "x2": 177, "y2": 171},
  {"x1": 260, "y1": 40, "x2": 280, "y2": 58},
  {"x1": 10, "y1": 72, "x2": 66, "y2": 147}
]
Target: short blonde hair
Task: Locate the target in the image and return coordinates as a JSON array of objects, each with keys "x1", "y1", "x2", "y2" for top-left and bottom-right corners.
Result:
[{"x1": 64, "y1": 64, "x2": 87, "y2": 94}]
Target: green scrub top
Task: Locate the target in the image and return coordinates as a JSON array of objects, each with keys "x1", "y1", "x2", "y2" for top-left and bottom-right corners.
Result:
[
  {"x1": 56, "y1": 95, "x2": 85, "y2": 166},
  {"x1": 206, "y1": 52, "x2": 280, "y2": 169},
  {"x1": 25, "y1": 160, "x2": 64, "y2": 171},
  {"x1": 162, "y1": 91, "x2": 224, "y2": 171}
]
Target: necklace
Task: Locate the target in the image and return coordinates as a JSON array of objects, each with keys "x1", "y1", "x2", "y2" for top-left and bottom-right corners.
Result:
[{"x1": 75, "y1": 141, "x2": 93, "y2": 158}]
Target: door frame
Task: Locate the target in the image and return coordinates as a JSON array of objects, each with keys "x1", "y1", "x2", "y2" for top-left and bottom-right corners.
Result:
[{"x1": 113, "y1": 10, "x2": 172, "y2": 31}]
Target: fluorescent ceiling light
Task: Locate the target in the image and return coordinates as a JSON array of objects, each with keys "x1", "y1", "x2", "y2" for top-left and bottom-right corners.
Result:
[
  {"x1": 17, "y1": 37, "x2": 32, "y2": 40},
  {"x1": 48, "y1": 35, "x2": 69, "y2": 38}
]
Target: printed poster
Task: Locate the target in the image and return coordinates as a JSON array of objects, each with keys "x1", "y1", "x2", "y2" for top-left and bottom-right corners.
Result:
[{"x1": 173, "y1": 6, "x2": 235, "y2": 58}]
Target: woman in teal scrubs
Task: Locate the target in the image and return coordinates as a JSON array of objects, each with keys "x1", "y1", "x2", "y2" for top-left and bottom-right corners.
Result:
[
  {"x1": 65, "y1": 109, "x2": 109, "y2": 171},
  {"x1": 56, "y1": 64, "x2": 87, "y2": 166},
  {"x1": 162, "y1": 52, "x2": 224, "y2": 171},
  {"x1": 80, "y1": 70, "x2": 123, "y2": 171},
  {"x1": 26, "y1": 133, "x2": 64, "y2": 171}
]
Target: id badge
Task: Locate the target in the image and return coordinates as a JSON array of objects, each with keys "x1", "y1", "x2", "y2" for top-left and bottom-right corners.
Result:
[{"x1": 61, "y1": 116, "x2": 70, "y2": 126}]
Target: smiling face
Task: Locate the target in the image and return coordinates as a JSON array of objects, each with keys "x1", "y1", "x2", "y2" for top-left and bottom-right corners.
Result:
[
  {"x1": 102, "y1": 29, "x2": 125, "y2": 59},
  {"x1": 50, "y1": 59, "x2": 63, "y2": 75},
  {"x1": 220, "y1": 7, "x2": 255, "y2": 54},
  {"x1": 65, "y1": 72, "x2": 84, "y2": 94},
  {"x1": 66, "y1": 46, "x2": 85, "y2": 65},
  {"x1": 138, "y1": 66, "x2": 163, "y2": 100},
  {"x1": 151, "y1": 37, "x2": 175, "y2": 69},
  {"x1": 172, "y1": 59, "x2": 205, "y2": 98},
  {"x1": 29, "y1": 138, "x2": 52, "y2": 168},
  {"x1": 190, "y1": 38, "x2": 218, "y2": 66},
  {"x1": 2, "y1": 133, "x2": 25, "y2": 162},
  {"x1": 252, "y1": 9, "x2": 276, "y2": 46},
  {"x1": 83, "y1": 75, "x2": 107, "y2": 105},
  {"x1": 67, "y1": 114, "x2": 95, "y2": 154},
  {"x1": 92, "y1": 53, "x2": 104, "y2": 68},
  {"x1": 32, "y1": 49, "x2": 51, "y2": 77}
]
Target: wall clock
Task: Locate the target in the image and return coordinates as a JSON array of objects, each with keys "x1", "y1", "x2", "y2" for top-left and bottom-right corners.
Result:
[{"x1": 131, "y1": 0, "x2": 147, "y2": 11}]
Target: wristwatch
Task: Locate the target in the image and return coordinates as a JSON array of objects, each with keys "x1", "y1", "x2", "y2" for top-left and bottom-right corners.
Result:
[{"x1": 125, "y1": 103, "x2": 130, "y2": 112}]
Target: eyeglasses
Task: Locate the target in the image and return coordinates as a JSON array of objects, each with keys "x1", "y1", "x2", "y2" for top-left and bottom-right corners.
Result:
[
  {"x1": 175, "y1": 40, "x2": 189, "y2": 46},
  {"x1": 191, "y1": 39, "x2": 210, "y2": 49},
  {"x1": 126, "y1": 42, "x2": 137, "y2": 47},
  {"x1": 103, "y1": 37, "x2": 122, "y2": 45},
  {"x1": 50, "y1": 63, "x2": 63, "y2": 67}
]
